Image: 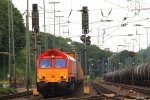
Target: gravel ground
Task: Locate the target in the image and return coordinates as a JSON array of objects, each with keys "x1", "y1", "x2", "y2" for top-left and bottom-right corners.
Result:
[{"x1": 98, "y1": 82, "x2": 149, "y2": 99}]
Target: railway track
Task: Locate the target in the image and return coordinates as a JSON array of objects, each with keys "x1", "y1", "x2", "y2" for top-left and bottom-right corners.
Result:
[
  {"x1": 92, "y1": 83, "x2": 116, "y2": 95},
  {"x1": 91, "y1": 83, "x2": 124, "y2": 100},
  {"x1": 0, "y1": 90, "x2": 33, "y2": 100},
  {"x1": 2, "y1": 82, "x2": 150, "y2": 100},
  {"x1": 97, "y1": 81, "x2": 150, "y2": 99},
  {"x1": 106, "y1": 82, "x2": 150, "y2": 95},
  {"x1": 90, "y1": 82, "x2": 147, "y2": 100},
  {"x1": 1, "y1": 84, "x2": 83, "y2": 100}
]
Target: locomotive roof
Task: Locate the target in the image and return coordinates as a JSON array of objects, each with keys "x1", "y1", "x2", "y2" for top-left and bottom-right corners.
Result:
[{"x1": 38, "y1": 49, "x2": 75, "y2": 61}]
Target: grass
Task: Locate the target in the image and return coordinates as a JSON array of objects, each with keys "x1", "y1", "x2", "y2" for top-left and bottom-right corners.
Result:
[{"x1": 0, "y1": 88, "x2": 17, "y2": 95}]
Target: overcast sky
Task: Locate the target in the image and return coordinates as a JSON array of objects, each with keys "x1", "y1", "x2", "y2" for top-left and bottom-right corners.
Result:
[{"x1": 12, "y1": 0, "x2": 150, "y2": 52}]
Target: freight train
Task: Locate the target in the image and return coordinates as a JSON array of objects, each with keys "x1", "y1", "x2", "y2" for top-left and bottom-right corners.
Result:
[
  {"x1": 104, "y1": 62, "x2": 150, "y2": 86},
  {"x1": 36, "y1": 49, "x2": 84, "y2": 97}
]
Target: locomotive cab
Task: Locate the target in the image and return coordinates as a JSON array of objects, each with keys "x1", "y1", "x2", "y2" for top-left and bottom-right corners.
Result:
[{"x1": 37, "y1": 56, "x2": 69, "y2": 83}]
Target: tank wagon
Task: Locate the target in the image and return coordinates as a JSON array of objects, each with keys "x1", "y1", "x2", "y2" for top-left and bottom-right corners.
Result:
[
  {"x1": 36, "y1": 49, "x2": 84, "y2": 97},
  {"x1": 104, "y1": 62, "x2": 150, "y2": 86}
]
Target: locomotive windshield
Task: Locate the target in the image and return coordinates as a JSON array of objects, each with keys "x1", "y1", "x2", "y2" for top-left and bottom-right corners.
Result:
[
  {"x1": 54, "y1": 59, "x2": 66, "y2": 68},
  {"x1": 40, "y1": 59, "x2": 51, "y2": 68}
]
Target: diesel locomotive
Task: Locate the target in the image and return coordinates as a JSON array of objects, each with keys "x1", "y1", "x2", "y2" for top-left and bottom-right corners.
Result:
[{"x1": 36, "y1": 49, "x2": 84, "y2": 97}]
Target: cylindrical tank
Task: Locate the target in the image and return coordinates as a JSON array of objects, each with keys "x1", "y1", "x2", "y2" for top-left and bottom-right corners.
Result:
[{"x1": 104, "y1": 62, "x2": 150, "y2": 86}]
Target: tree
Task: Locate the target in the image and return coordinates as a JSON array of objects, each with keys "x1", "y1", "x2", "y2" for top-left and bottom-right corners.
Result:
[
  {"x1": 0, "y1": 0, "x2": 25, "y2": 53},
  {"x1": 0, "y1": 0, "x2": 25, "y2": 79}
]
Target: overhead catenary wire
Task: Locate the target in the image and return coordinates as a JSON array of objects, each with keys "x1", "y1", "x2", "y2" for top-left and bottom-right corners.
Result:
[{"x1": 12, "y1": 0, "x2": 150, "y2": 52}]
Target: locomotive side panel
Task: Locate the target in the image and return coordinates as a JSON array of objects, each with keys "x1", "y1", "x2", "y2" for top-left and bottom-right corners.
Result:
[
  {"x1": 68, "y1": 59, "x2": 77, "y2": 78},
  {"x1": 66, "y1": 52, "x2": 84, "y2": 81}
]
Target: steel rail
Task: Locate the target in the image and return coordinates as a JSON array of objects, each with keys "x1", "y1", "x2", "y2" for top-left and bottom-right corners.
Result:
[
  {"x1": 106, "y1": 82, "x2": 150, "y2": 95},
  {"x1": 90, "y1": 82, "x2": 143, "y2": 100},
  {"x1": 0, "y1": 90, "x2": 33, "y2": 100}
]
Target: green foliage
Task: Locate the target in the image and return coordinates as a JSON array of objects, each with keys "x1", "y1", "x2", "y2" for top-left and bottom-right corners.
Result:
[
  {"x1": 136, "y1": 47, "x2": 150, "y2": 63},
  {"x1": 0, "y1": 0, "x2": 25, "y2": 80},
  {"x1": 0, "y1": 88, "x2": 17, "y2": 95},
  {"x1": 0, "y1": 0, "x2": 25, "y2": 53},
  {"x1": 15, "y1": 48, "x2": 26, "y2": 75},
  {"x1": 109, "y1": 47, "x2": 150, "y2": 72},
  {"x1": 108, "y1": 50, "x2": 133, "y2": 71}
]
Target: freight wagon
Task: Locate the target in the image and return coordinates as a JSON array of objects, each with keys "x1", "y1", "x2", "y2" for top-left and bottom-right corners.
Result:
[{"x1": 104, "y1": 62, "x2": 150, "y2": 86}]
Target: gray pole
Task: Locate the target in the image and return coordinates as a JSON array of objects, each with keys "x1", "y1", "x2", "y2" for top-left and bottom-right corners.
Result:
[
  {"x1": 26, "y1": 0, "x2": 30, "y2": 92},
  {"x1": 3, "y1": 55, "x2": 6, "y2": 80},
  {"x1": 97, "y1": 28, "x2": 100, "y2": 47},
  {"x1": 10, "y1": 0, "x2": 16, "y2": 88},
  {"x1": 58, "y1": 17, "x2": 60, "y2": 37},
  {"x1": 49, "y1": 2, "x2": 60, "y2": 48},
  {"x1": 84, "y1": 33, "x2": 87, "y2": 76},
  {"x1": 133, "y1": 40, "x2": 134, "y2": 52},
  {"x1": 144, "y1": 27, "x2": 150, "y2": 58},
  {"x1": 32, "y1": 3, "x2": 39, "y2": 86},
  {"x1": 35, "y1": 35, "x2": 37, "y2": 84},
  {"x1": 134, "y1": 24, "x2": 142, "y2": 51},
  {"x1": 139, "y1": 35, "x2": 140, "y2": 51},
  {"x1": 43, "y1": 0, "x2": 47, "y2": 51},
  {"x1": 147, "y1": 28, "x2": 149, "y2": 58},
  {"x1": 102, "y1": 29, "x2": 105, "y2": 49},
  {"x1": 56, "y1": 16, "x2": 64, "y2": 37},
  {"x1": 54, "y1": 3, "x2": 56, "y2": 48},
  {"x1": 108, "y1": 59, "x2": 109, "y2": 72},
  {"x1": 8, "y1": 0, "x2": 12, "y2": 85},
  {"x1": 131, "y1": 39, "x2": 136, "y2": 52}
]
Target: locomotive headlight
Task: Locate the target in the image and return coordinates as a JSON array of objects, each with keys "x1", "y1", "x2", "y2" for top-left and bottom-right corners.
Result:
[
  {"x1": 39, "y1": 76, "x2": 42, "y2": 79},
  {"x1": 63, "y1": 76, "x2": 67, "y2": 79},
  {"x1": 39, "y1": 76, "x2": 45, "y2": 80},
  {"x1": 61, "y1": 76, "x2": 67, "y2": 80}
]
